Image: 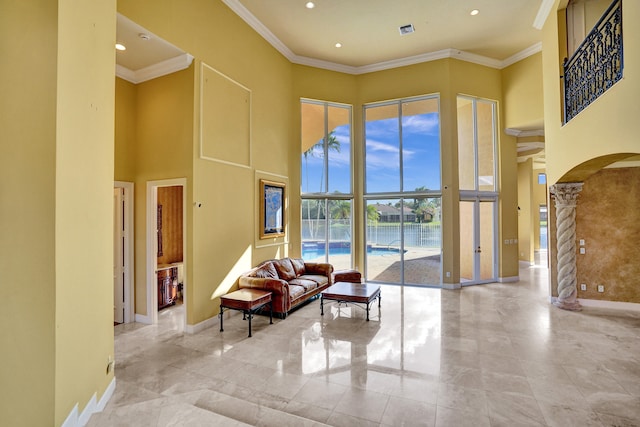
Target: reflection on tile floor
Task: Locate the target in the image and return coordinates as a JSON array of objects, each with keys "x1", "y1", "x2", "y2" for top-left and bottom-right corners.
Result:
[{"x1": 87, "y1": 265, "x2": 640, "y2": 426}]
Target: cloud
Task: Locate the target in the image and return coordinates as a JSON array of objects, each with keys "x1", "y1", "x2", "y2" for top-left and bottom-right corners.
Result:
[
  {"x1": 402, "y1": 114, "x2": 439, "y2": 135},
  {"x1": 366, "y1": 138, "x2": 397, "y2": 153}
]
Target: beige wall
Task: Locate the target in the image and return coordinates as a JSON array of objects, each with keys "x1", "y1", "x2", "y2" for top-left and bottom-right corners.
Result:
[
  {"x1": 501, "y1": 53, "x2": 544, "y2": 131},
  {"x1": 2, "y1": 1, "x2": 117, "y2": 425},
  {"x1": 119, "y1": 0, "x2": 293, "y2": 325},
  {"x1": 123, "y1": 67, "x2": 194, "y2": 317},
  {"x1": 55, "y1": 0, "x2": 117, "y2": 424},
  {"x1": 0, "y1": 1, "x2": 58, "y2": 425},
  {"x1": 115, "y1": 78, "x2": 137, "y2": 181}
]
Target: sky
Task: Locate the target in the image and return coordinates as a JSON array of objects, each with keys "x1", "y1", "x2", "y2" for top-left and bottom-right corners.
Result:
[{"x1": 301, "y1": 112, "x2": 441, "y2": 195}]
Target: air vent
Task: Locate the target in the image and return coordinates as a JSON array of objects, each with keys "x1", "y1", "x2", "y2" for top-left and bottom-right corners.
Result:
[{"x1": 399, "y1": 24, "x2": 415, "y2": 35}]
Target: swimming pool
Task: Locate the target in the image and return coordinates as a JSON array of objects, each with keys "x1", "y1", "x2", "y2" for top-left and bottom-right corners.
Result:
[{"x1": 301, "y1": 242, "x2": 403, "y2": 259}]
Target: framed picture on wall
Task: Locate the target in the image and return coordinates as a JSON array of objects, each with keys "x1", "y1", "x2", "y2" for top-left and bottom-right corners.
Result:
[{"x1": 260, "y1": 179, "x2": 285, "y2": 239}]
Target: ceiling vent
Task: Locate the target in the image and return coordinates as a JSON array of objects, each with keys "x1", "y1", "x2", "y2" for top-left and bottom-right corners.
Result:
[{"x1": 398, "y1": 24, "x2": 415, "y2": 36}]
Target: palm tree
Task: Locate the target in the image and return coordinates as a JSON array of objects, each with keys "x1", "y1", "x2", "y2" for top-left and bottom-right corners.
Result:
[
  {"x1": 303, "y1": 131, "x2": 341, "y2": 193},
  {"x1": 367, "y1": 204, "x2": 380, "y2": 223},
  {"x1": 303, "y1": 131, "x2": 341, "y2": 239},
  {"x1": 330, "y1": 200, "x2": 351, "y2": 219}
]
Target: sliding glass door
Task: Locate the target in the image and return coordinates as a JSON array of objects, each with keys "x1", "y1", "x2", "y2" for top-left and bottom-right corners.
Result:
[{"x1": 364, "y1": 96, "x2": 442, "y2": 286}]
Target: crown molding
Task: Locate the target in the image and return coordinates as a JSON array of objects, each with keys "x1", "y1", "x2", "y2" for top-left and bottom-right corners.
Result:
[
  {"x1": 292, "y1": 55, "x2": 360, "y2": 75},
  {"x1": 501, "y1": 42, "x2": 542, "y2": 68},
  {"x1": 534, "y1": 0, "x2": 556, "y2": 30},
  {"x1": 116, "y1": 53, "x2": 194, "y2": 84},
  {"x1": 505, "y1": 128, "x2": 545, "y2": 137},
  {"x1": 223, "y1": 0, "x2": 542, "y2": 74},
  {"x1": 220, "y1": 0, "x2": 295, "y2": 59}
]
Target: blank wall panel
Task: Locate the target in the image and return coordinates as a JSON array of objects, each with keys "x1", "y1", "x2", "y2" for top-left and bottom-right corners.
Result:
[{"x1": 200, "y1": 63, "x2": 251, "y2": 166}]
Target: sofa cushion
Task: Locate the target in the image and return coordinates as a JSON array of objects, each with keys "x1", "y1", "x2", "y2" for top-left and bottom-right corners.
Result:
[
  {"x1": 298, "y1": 274, "x2": 329, "y2": 287},
  {"x1": 290, "y1": 258, "x2": 306, "y2": 276},
  {"x1": 253, "y1": 262, "x2": 278, "y2": 279},
  {"x1": 288, "y1": 284, "x2": 306, "y2": 300},
  {"x1": 289, "y1": 278, "x2": 318, "y2": 292},
  {"x1": 273, "y1": 258, "x2": 296, "y2": 281}
]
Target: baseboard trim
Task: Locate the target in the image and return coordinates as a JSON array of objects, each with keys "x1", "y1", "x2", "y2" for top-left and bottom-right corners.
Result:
[
  {"x1": 185, "y1": 314, "x2": 218, "y2": 334},
  {"x1": 135, "y1": 313, "x2": 152, "y2": 324},
  {"x1": 61, "y1": 377, "x2": 116, "y2": 427},
  {"x1": 442, "y1": 282, "x2": 461, "y2": 290},
  {"x1": 549, "y1": 296, "x2": 640, "y2": 312},
  {"x1": 499, "y1": 276, "x2": 520, "y2": 283}
]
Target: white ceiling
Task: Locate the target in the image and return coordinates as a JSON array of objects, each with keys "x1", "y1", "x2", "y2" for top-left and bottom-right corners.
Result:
[
  {"x1": 115, "y1": 14, "x2": 192, "y2": 84},
  {"x1": 116, "y1": 1, "x2": 553, "y2": 78},
  {"x1": 229, "y1": 0, "x2": 547, "y2": 70}
]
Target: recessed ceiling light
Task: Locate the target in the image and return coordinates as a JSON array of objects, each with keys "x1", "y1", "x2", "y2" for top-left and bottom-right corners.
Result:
[
  {"x1": 305, "y1": 2, "x2": 315, "y2": 8},
  {"x1": 115, "y1": 43, "x2": 126, "y2": 51},
  {"x1": 470, "y1": 9, "x2": 479, "y2": 16},
  {"x1": 335, "y1": 42, "x2": 342, "y2": 48}
]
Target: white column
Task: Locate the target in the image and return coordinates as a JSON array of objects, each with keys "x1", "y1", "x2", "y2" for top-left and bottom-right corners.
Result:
[{"x1": 550, "y1": 183, "x2": 583, "y2": 311}]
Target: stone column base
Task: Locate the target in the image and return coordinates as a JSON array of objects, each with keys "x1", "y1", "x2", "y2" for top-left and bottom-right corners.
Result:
[{"x1": 552, "y1": 299, "x2": 582, "y2": 311}]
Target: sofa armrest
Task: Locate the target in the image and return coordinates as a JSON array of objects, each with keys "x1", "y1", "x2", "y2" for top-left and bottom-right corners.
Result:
[
  {"x1": 304, "y1": 262, "x2": 334, "y2": 281},
  {"x1": 332, "y1": 269, "x2": 362, "y2": 284},
  {"x1": 238, "y1": 276, "x2": 289, "y2": 296}
]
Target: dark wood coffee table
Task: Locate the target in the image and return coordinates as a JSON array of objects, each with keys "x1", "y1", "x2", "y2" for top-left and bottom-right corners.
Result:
[
  {"x1": 219, "y1": 289, "x2": 272, "y2": 337},
  {"x1": 321, "y1": 282, "x2": 381, "y2": 321}
]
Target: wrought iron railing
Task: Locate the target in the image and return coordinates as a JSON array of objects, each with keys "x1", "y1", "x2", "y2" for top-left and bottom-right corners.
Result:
[{"x1": 563, "y1": 0, "x2": 623, "y2": 123}]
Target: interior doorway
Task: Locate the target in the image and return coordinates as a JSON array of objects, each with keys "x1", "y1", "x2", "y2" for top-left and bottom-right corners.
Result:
[
  {"x1": 146, "y1": 178, "x2": 187, "y2": 328},
  {"x1": 113, "y1": 181, "x2": 134, "y2": 324},
  {"x1": 537, "y1": 204, "x2": 548, "y2": 266}
]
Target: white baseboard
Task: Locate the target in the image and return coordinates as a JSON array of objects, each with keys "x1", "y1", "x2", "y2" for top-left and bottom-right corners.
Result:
[
  {"x1": 499, "y1": 276, "x2": 520, "y2": 283},
  {"x1": 442, "y1": 282, "x2": 461, "y2": 290},
  {"x1": 185, "y1": 314, "x2": 218, "y2": 334},
  {"x1": 135, "y1": 313, "x2": 152, "y2": 324},
  {"x1": 549, "y1": 296, "x2": 640, "y2": 312},
  {"x1": 61, "y1": 377, "x2": 116, "y2": 427}
]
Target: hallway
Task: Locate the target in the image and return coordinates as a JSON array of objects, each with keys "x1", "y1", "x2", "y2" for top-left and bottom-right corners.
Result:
[{"x1": 88, "y1": 264, "x2": 640, "y2": 426}]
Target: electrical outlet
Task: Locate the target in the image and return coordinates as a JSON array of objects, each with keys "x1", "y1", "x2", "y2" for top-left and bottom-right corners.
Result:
[
  {"x1": 579, "y1": 247, "x2": 586, "y2": 254},
  {"x1": 580, "y1": 284, "x2": 587, "y2": 291},
  {"x1": 597, "y1": 285, "x2": 605, "y2": 293},
  {"x1": 579, "y1": 239, "x2": 585, "y2": 246},
  {"x1": 445, "y1": 271, "x2": 451, "y2": 278}
]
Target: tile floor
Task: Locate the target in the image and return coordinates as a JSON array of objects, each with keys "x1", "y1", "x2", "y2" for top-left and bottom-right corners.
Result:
[{"x1": 87, "y1": 264, "x2": 640, "y2": 426}]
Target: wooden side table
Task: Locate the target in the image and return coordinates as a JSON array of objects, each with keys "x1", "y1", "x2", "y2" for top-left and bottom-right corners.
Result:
[{"x1": 219, "y1": 289, "x2": 273, "y2": 337}]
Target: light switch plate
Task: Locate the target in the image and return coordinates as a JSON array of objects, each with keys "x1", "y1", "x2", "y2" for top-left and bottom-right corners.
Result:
[
  {"x1": 580, "y1": 284, "x2": 587, "y2": 291},
  {"x1": 579, "y1": 247, "x2": 586, "y2": 254},
  {"x1": 597, "y1": 285, "x2": 604, "y2": 293}
]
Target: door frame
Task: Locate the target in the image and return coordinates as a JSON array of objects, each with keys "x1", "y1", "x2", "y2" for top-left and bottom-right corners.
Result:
[
  {"x1": 460, "y1": 194, "x2": 498, "y2": 286},
  {"x1": 146, "y1": 178, "x2": 187, "y2": 326},
  {"x1": 114, "y1": 181, "x2": 134, "y2": 323}
]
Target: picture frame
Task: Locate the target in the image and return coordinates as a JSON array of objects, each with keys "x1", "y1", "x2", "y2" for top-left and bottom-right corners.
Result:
[{"x1": 259, "y1": 179, "x2": 285, "y2": 239}]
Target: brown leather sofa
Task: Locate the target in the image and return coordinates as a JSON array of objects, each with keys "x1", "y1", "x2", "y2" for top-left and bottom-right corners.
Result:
[{"x1": 238, "y1": 257, "x2": 333, "y2": 318}]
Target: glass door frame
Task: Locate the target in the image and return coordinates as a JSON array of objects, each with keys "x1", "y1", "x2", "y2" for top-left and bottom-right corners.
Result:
[{"x1": 459, "y1": 194, "x2": 498, "y2": 286}]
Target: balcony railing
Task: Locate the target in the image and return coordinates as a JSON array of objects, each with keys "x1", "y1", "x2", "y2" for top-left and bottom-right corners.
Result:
[{"x1": 563, "y1": 0, "x2": 623, "y2": 123}]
